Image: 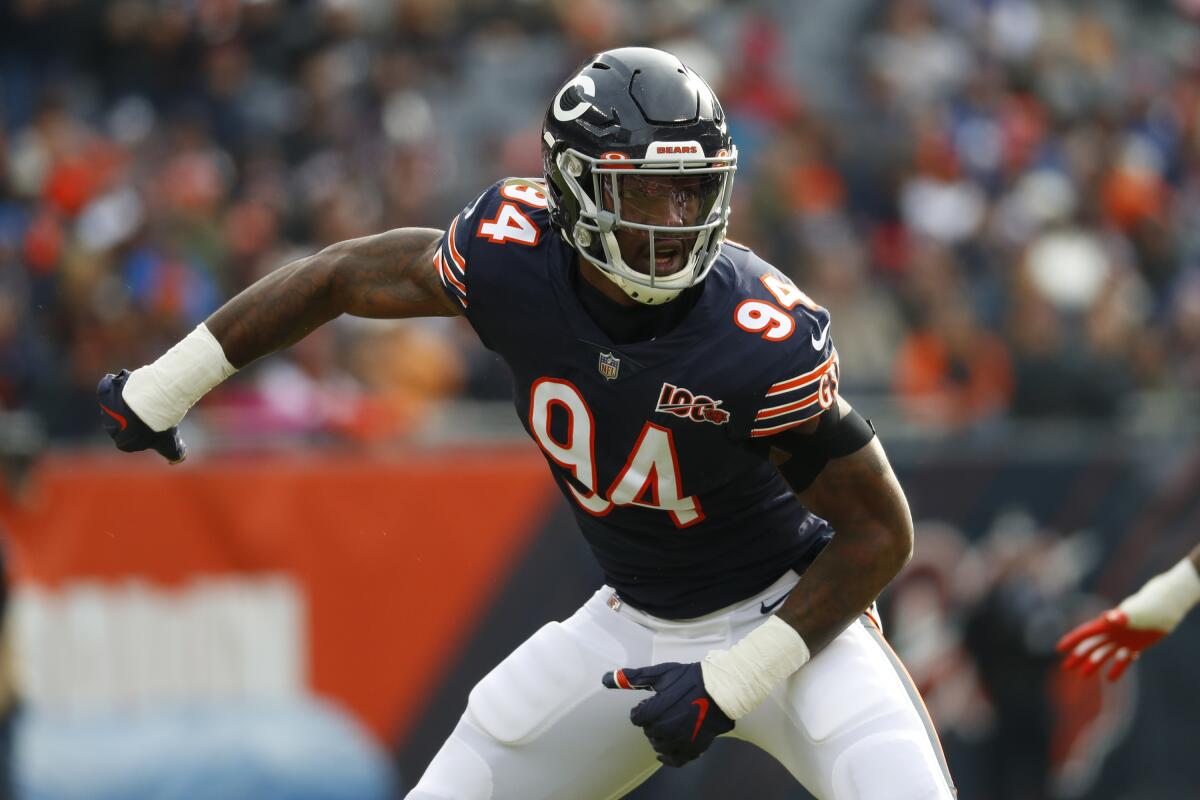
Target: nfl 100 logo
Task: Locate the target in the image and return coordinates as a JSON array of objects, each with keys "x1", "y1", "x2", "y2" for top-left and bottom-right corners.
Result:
[{"x1": 598, "y1": 352, "x2": 620, "y2": 380}]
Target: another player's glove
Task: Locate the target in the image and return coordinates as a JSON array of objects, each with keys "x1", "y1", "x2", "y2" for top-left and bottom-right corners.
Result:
[
  {"x1": 602, "y1": 662, "x2": 734, "y2": 767},
  {"x1": 1056, "y1": 610, "x2": 1163, "y2": 681},
  {"x1": 1058, "y1": 558, "x2": 1200, "y2": 681},
  {"x1": 97, "y1": 369, "x2": 187, "y2": 463}
]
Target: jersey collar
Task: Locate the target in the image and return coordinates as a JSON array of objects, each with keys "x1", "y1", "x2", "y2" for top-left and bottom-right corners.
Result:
[{"x1": 547, "y1": 239, "x2": 722, "y2": 358}]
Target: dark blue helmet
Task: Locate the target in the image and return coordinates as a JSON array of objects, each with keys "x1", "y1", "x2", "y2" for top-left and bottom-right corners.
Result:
[{"x1": 542, "y1": 47, "x2": 737, "y2": 305}]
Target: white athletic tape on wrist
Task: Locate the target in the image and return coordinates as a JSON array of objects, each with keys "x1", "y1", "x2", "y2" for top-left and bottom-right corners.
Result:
[
  {"x1": 1119, "y1": 558, "x2": 1200, "y2": 633},
  {"x1": 123, "y1": 323, "x2": 237, "y2": 432},
  {"x1": 700, "y1": 615, "x2": 810, "y2": 720}
]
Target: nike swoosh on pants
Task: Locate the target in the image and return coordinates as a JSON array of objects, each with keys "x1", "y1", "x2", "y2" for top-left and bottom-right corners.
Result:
[{"x1": 760, "y1": 592, "x2": 790, "y2": 614}]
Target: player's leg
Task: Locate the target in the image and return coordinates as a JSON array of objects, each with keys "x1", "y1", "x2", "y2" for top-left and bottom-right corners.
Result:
[
  {"x1": 406, "y1": 589, "x2": 661, "y2": 800},
  {"x1": 735, "y1": 614, "x2": 956, "y2": 799}
]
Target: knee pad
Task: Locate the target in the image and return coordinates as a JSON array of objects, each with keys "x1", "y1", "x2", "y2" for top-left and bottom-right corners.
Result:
[
  {"x1": 830, "y1": 731, "x2": 949, "y2": 800},
  {"x1": 466, "y1": 622, "x2": 595, "y2": 746}
]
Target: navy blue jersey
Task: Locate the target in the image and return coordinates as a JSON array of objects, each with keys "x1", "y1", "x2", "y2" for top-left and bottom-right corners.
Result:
[{"x1": 436, "y1": 178, "x2": 841, "y2": 619}]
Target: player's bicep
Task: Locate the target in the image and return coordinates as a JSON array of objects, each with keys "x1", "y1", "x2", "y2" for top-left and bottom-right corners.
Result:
[
  {"x1": 327, "y1": 227, "x2": 462, "y2": 319},
  {"x1": 795, "y1": 428, "x2": 912, "y2": 551}
]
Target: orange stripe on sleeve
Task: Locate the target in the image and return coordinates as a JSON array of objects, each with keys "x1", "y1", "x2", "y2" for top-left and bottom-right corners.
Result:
[
  {"x1": 766, "y1": 350, "x2": 838, "y2": 397},
  {"x1": 447, "y1": 216, "x2": 467, "y2": 271},
  {"x1": 755, "y1": 391, "x2": 820, "y2": 421},
  {"x1": 749, "y1": 408, "x2": 830, "y2": 437},
  {"x1": 436, "y1": 250, "x2": 466, "y2": 294}
]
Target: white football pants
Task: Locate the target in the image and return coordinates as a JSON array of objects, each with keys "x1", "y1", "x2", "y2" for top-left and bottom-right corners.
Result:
[{"x1": 407, "y1": 570, "x2": 956, "y2": 799}]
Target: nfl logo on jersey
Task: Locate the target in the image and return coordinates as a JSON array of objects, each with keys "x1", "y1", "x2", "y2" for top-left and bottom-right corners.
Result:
[{"x1": 598, "y1": 352, "x2": 621, "y2": 380}]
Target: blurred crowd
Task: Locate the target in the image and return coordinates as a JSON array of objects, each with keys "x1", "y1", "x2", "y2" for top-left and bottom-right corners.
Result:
[{"x1": 2, "y1": 0, "x2": 1200, "y2": 445}]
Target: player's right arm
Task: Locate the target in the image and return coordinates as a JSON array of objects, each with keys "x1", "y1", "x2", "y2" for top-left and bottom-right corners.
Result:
[
  {"x1": 97, "y1": 228, "x2": 459, "y2": 461},
  {"x1": 1058, "y1": 541, "x2": 1200, "y2": 680},
  {"x1": 207, "y1": 228, "x2": 457, "y2": 366}
]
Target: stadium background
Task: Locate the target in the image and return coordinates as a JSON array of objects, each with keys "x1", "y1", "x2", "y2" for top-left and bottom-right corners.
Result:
[{"x1": 1, "y1": 0, "x2": 1200, "y2": 797}]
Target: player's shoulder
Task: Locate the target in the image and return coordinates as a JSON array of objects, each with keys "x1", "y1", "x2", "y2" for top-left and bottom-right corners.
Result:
[
  {"x1": 452, "y1": 177, "x2": 554, "y2": 251},
  {"x1": 709, "y1": 240, "x2": 832, "y2": 346},
  {"x1": 437, "y1": 177, "x2": 564, "y2": 312},
  {"x1": 702, "y1": 240, "x2": 840, "y2": 437}
]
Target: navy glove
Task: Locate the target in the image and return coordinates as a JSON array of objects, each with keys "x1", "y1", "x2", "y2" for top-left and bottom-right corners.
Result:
[
  {"x1": 97, "y1": 369, "x2": 187, "y2": 463},
  {"x1": 602, "y1": 662, "x2": 734, "y2": 767}
]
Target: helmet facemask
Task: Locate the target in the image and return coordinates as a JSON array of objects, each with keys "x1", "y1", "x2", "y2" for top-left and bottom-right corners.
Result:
[{"x1": 552, "y1": 146, "x2": 737, "y2": 305}]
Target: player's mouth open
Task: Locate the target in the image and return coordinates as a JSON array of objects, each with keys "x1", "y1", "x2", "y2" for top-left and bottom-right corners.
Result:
[{"x1": 651, "y1": 241, "x2": 686, "y2": 276}]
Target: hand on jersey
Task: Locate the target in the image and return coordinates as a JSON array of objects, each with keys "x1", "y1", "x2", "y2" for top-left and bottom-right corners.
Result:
[
  {"x1": 97, "y1": 370, "x2": 187, "y2": 464},
  {"x1": 602, "y1": 662, "x2": 734, "y2": 767}
]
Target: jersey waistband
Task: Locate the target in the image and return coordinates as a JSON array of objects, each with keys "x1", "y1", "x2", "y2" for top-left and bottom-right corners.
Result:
[{"x1": 597, "y1": 568, "x2": 802, "y2": 635}]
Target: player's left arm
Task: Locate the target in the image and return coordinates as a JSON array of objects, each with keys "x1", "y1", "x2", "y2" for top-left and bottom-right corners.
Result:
[
  {"x1": 775, "y1": 397, "x2": 911, "y2": 653},
  {"x1": 680, "y1": 396, "x2": 904, "y2": 724}
]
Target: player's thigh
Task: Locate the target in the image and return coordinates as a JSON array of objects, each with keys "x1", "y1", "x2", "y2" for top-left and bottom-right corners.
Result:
[
  {"x1": 737, "y1": 619, "x2": 955, "y2": 800},
  {"x1": 407, "y1": 593, "x2": 661, "y2": 800}
]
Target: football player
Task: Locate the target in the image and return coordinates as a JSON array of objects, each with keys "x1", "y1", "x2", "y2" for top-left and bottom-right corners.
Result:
[
  {"x1": 98, "y1": 48, "x2": 956, "y2": 799},
  {"x1": 1058, "y1": 542, "x2": 1200, "y2": 681}
]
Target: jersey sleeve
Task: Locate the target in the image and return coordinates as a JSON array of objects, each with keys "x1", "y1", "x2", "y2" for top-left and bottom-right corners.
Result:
[
  {"x1": 744, "y1": 271, "x2": 841, "y2": 439},
  {"x1": 433, "y1": 178, "x2": 552, "y2": 352},
  {"x1": 749, "y1": 337, "x2": 840, "y2": 438},
  {"x1": 434, "y1": 186, "x2": 489, "y2": 314}
]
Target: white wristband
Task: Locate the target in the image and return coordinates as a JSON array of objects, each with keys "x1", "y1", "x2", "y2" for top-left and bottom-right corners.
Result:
[
  {"x1": 123, "y1": 323, "x2": 237, "y2": 432},
  {"x1": 701, "y1": 615, "x2": 810, "y2": 720},
  {"x1": 1119, "y1": 558, "x2": 1200, "y2": 633}
]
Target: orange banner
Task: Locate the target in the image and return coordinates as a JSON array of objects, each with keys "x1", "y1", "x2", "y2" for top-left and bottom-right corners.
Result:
[{"x1": 0, "y1": 448, "x2": 556, "y2": 743}]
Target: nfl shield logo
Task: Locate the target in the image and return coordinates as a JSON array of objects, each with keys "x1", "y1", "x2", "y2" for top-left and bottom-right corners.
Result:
[{"x1": 598, "y1": 352, "x2": 620, "y2": 380}]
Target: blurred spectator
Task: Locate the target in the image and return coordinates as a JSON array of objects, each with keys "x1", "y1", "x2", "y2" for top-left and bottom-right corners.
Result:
[
  {"x1": 964, "y1": 577, "x2": 1055, "y2": 799},
  {"x1": 900, "y1": 125, "x2": 987, "y2": 246},
  {"x1": 1169, "y1": 271, "x2": 1200, "y2": 390},
  {"x1": 963, "y1": 522, "x2": 1069, "y2": 800},
  {"x1": 345, "y1": 320, "x2": 465, "y2": 442},
  {"x1": 893, "y1": 291, "x2": 1013, "y2": 431},
  {"x1": 805, "y1": 237, "x2": 906, "y2": 394},
  {"x1": 864, "y1": 0, "x2": 972, "y2": 114},
  {"x1": 0, "y1": 0, "x2": 1197, "y2": 445}
]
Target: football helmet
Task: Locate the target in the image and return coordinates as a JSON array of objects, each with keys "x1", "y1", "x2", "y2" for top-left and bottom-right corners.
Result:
[{"x1": 542, "y1": 47, "x2": 737, "y2": 305}]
